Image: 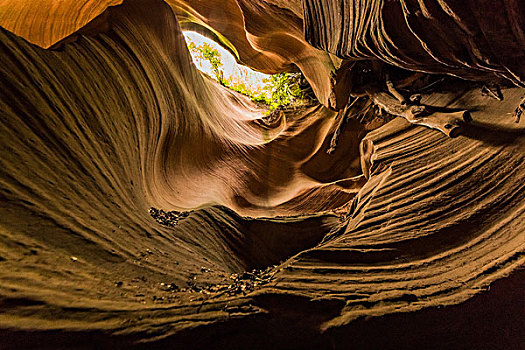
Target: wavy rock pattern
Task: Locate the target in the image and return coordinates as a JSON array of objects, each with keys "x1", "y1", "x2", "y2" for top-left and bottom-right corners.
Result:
[
  {"x1": 0, "y1": 0, "x2": 337, "y2": 106},
  {"x1": 0, "y1": 0, "x2": 524, "y2": 349},
  {"x1": 303, "y1": 0, "x2": 525, "y2": 85},
  {"x1": 0, "y1": 0, "x2": 123, "y2": 49},
  {"x1": 278, "y1": 90, "x2": 525, "y2": 325}
]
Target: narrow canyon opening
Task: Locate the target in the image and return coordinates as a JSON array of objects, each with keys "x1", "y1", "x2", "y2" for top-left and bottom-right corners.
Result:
[{"x1": 0, "y1": 0, "x2": 523, "y2": 349}]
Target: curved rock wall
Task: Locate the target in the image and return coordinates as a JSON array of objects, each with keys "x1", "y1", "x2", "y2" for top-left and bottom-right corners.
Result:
[
  {"x1": 303, "y1": 0, "x2": 525, "y2": 86},
  {"x1": 0, "y1": 0, "x2": 523, "y2": 348}
]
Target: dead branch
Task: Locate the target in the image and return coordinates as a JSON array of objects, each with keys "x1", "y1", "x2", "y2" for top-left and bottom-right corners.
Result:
[
  {"x1": 369, "y1": 91, "x2": 471, "y2": 137},
  {"x1": 385, "y1": 72, "x2": 406, "y2": 104}
]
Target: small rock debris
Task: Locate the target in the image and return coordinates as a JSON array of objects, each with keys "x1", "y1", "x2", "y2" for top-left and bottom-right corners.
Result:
[
  {"x1": 147, "y1": 207, "x2": 279, "y2": 300},
  {"x1": 149, "y1": 207, "x2": 192, "y2": 227},
  {"x1": 183, "y1": 265, "x2": 278, "y2": 297}
]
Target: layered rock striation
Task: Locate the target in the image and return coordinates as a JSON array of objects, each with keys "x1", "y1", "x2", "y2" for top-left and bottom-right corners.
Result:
[{"x1": 0, "y1": 0, "x2": 523, "y2": 348}]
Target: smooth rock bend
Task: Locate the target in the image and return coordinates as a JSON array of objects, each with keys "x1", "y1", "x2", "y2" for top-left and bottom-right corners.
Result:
[{"x1": 0, "y1": 0, "x2": 523, "y2": 349}]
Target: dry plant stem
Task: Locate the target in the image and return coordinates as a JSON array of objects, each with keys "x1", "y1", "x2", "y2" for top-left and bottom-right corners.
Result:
[
  {"x1": 482, "y1": 84, "x2": 504, "y2": 101},
  {"x1": 395, "y1": 72, "x2": 425, "y2": 89},
  {"x1": 385, "y1": 72, "x2": 406, "y2": 104},
  {"x1": 514, "y1": 97, "x2": 524, "y2": 123},
  {"x1": 327, "y1": 114, "x2": 345, "y2": 154},
  {"x1": 327, "y1": 98, "x2": 359, "y2": 154},
  {"x1": 369, "y1": 91, "x2": 471, "y2": 137},
  {"x1": 419, "y1": 77, "x2": 446, "y2": 92}
]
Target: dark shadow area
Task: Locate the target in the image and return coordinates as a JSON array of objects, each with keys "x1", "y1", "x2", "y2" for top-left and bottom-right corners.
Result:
[
  {"x1": 325, "y1": 268, "x2": 525, "y2": 350},
  {"x1": 2, "y1": 269, "x2": 522, "y2": 350},
  {"x1": 157, "y1": 205, "x2": 335, "y2": 271},
  {"x1": 459, "y1": 121, "x2": 524, "y2": 145}
]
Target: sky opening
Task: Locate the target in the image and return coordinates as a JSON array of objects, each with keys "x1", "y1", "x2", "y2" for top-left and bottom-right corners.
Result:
[{"x1": 183, "y1": 31, "x2": 272, "y2": 98}]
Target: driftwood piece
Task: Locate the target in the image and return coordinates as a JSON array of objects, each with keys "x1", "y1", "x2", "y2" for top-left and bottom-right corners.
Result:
[{"x1": 369, "y1": 92, "x2": 471, "y2": 137}]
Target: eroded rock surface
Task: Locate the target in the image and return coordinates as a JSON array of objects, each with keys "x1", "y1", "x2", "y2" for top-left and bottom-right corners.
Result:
[{"x1": 0, "y1": 0, "x2": 523, "y2": 349}]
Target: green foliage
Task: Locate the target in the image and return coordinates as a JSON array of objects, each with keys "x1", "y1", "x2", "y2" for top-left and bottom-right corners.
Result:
[
  {"x1": 257, "y1": 73, "x2": 302, "y2": 112},
  {"x1": 186, "y1": 37, "x2": 309, "y2": 113},
  {"x1": 228, "y1": 81, "x2": 254, "y2": 97},
  {"x1": 187, "y1": 40, "x2": 225, "y2": 85}
]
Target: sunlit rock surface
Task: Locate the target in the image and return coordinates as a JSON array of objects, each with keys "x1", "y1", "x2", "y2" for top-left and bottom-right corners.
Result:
[{"x1": 0, "y1": 0, "x2": 523, "y2": 349}]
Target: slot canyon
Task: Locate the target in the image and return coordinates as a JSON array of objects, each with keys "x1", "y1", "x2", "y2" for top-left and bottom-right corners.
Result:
[{"x1": 0, "y1": 0, "x2": 523, "y2": 349}]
